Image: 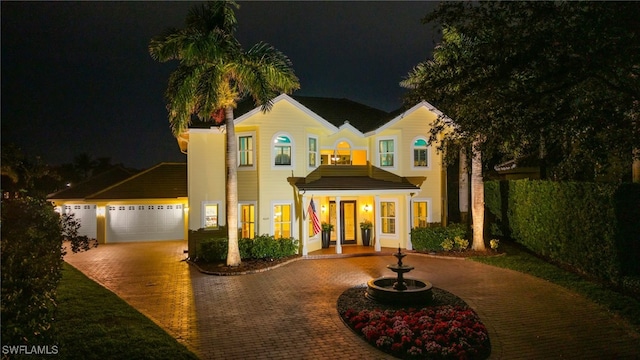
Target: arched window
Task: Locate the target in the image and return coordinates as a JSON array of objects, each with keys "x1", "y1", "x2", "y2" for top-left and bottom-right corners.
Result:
[
  {"x1": 334, "y1": 141, "x2": 352, "y2": 165},
  {"x1": 274, "y1": 135, "x2": 291, "y2": 165},
  {"x1": 412, "y1": 138, "x2": 429, "y2": 168}
]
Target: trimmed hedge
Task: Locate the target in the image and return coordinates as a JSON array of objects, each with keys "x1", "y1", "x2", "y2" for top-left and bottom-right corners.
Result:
[
  {"x1": 197, "y1": 234, "x2": 299, "y2": 262},
  {"x1": 411, "y1": 223, "x2": 467, "y2": 252},
  {"x1": 485, "y1": 180, "x2": 640, "y2": 283}
]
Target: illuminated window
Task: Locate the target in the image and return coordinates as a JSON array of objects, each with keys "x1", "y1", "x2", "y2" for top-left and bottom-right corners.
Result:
[
  {"x1": 379, "y1": 139, "x2": 394, "y2": 167},
  {"x1": 204, "y1": 203, "x2": 219, "y2": 229},
  {"x1": 308, "y1": 136, "x2": 318, "y2": 167},
  {"x1": 239, "y1": 135, "x2": 253, "y2": 166},
  {"x1": 334, "y1": 141, "x2": 351, "y2": 165},
  {"x1": 273, "y1": 204, "x2": 291, "y2": 238},
  {"x1": 381, "y1": 201, "x2": 396, "y2": 234},
  {"x1": 240, "y1": 204, "x2": 255, "y2": 239},
  {"x1": 412, "y1": 201, "x2": 428, "y2": 228},
  {"x1": 413, "y1": 138, "x2": 429, "y2": 167},
  {"x1": 274, "y1": 135, "x2": 291, "y2": 165}
]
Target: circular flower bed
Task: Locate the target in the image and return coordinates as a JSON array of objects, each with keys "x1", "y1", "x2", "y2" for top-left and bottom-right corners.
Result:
[{"x1": 338, "y1": 286, "x2": 490, "y2": 359}]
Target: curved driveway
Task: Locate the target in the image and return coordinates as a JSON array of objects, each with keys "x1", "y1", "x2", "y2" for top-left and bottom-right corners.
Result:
[{"x1": 64, "y1": 241, "x2": 639, "y2": 359}]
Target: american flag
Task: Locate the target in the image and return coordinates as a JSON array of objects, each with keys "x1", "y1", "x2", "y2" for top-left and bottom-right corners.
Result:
[{"x1": 308, "y1": 198, "x2": 321, "y2": 236}]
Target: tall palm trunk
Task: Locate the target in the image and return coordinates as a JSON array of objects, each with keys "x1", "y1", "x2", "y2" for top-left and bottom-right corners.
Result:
[
  {"x1": 459, "y1": 146, "x2": 469, "y2": 223},
  {"x1": 471, "y1": 137, "x2": 486, "y2": 251},
  {"x1": 225, "y1": 106, "x2": 241, "y2": 266}
]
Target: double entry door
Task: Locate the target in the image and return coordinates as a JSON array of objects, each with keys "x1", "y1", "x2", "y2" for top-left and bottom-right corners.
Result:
[{"x1": 329, "y1": 200, "x2": 356, "y2": 245}]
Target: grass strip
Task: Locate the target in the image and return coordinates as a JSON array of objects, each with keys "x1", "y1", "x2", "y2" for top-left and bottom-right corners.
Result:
[
  {"x1": 55, "y1": 263, "x2": 198, "y2": 359},
  {"x1": 471, "y1": 241, "x2": 640, "y2": 333}
]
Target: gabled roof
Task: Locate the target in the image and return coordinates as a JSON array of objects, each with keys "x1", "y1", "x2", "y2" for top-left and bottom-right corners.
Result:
[
  {"x1": 290, "y1": 164, "x2": 424, "y2": 193},
  {"x1": 368, "y1": 100, "x2": 452, "y2": 135},
  {"x1": 191, "y1": 94, "x2": 392, "y2": 133},
  {"x1": 47, "y1": 166, "x2": 136, "y2": 200},
  {"x1": 86, "y1": 162, "x2": 187, "y2": 200}
]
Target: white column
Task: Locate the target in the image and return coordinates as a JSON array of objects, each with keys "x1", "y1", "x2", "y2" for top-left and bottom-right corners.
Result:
[
  {"x1": 301, "y1": 194, "x2": 308, "y2": 256},
  {"x1": 406, "y1": 194, "x2": 413, "y2": 250},
  {"x1": 374, "y1": 195, "x2": 381, "y2": 252},
  {"x1": 335, "y1": 196, "x2": 342, "y2": 254}
]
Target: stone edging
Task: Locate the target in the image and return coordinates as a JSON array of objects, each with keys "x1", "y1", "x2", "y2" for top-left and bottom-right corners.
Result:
[{"x1": 188, "y1": 250, "x2": 504, "y2": 276}]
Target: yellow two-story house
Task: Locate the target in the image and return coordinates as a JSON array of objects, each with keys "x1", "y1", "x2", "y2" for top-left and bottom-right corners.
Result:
[{"x1": 183, "y1": 94, "x2": 447, "y2": 255}]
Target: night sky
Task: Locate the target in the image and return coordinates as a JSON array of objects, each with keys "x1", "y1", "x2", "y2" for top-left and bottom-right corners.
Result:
[{"x1": 2, "y1": 1, "x2": 439, "y2": 169}]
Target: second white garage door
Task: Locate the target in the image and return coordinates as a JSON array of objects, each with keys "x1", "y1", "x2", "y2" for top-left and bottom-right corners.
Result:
[{"x1": 106, "y1": 204, "x2": 184, "y2": 242}]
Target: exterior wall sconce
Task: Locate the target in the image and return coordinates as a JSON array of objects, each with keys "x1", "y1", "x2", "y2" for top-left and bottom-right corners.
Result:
[
  {"x1": 96, "y1": 206, "x2": 106, "y2": 217},
  {"x1": 363, "y1": 204, "x2": 370, "y2": 212}
]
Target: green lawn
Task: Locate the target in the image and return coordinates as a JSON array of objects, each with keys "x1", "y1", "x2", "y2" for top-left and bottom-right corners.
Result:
[
  {"x1": 55, "y1": 263, "x2": 198, "y2": 360},
  {"x1": 471, "y1": 241, "x2": 640, "y2": 333}
]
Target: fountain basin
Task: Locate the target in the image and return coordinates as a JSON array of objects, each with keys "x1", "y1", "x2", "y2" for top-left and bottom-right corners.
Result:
[{"x1": 365, "y1": 277, "x2": 433, "y2": 306}]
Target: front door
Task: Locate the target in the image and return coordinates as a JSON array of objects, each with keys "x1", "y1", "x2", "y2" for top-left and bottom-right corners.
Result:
[
  {"x1": 329, "y1": 200, "x2": 357, "y2": 245},
  {"x1": 341, "y1": 201, "x2": 357, "y2": 244}
]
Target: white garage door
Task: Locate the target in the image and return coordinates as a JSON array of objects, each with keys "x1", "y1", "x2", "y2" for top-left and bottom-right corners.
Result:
[
  {"x1": 106, "y1": 204, "x2": 184, "y2": 242},
  {"x1": 64, "y1": 204, "x2": 97, "y2": 239}
]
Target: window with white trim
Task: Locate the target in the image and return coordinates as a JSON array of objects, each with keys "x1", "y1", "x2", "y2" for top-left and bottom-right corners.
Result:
[
  {"x1": 240, "y1": 204, "x2": 255, "y2": 239},
  {"x1": 273, "y1": 204, "x2": 291, "y2": 238},
  {"x1": 412, "y1": 201, "x2": 429, "y2": 228},
  {"x1": 379, "y1": 139, "x2": 395, "y2": 167},
  {"x1": 203, "y1": 203, "x2": 219, "y2": 229},
  {"x1": 413, "y1": 138, "x2": 429, "y2": 167},
  {"x1": 380, "y1": 201, "x2": 396, "y2": 234},
  {"x1": 308, "y1": 136, "x2": 318, "y2": 168},
  {"x1": 238, "y1": 135, "x2": 254, "y2": 167},
  {"x1": 274, "y1": 135, "x2": 291, "y2": 166}
]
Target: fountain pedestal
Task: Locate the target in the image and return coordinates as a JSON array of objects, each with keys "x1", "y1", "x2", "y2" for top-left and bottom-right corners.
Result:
[{"x1": 365, "y1": 247, "x2": 433, "y2": 305}]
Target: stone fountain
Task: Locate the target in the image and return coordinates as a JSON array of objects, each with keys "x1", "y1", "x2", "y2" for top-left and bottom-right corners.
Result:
[{"x1": 365, "y1": 247, "x2": 433, "y2": 305}]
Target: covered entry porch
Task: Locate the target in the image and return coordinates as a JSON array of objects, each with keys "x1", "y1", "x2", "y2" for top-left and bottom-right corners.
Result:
[{"x1": 289, "y1": 165, "x2": 426, "y2": 255}]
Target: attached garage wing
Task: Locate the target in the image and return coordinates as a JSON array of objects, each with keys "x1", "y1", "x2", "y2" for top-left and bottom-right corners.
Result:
[{"x1": 106, "y1": 204, "x2": 184, "y2": 242}]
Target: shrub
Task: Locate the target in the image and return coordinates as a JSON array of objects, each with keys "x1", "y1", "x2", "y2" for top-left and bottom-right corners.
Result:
[
  {"x1": 454, "y1": 236, "x2": 469, "y2": 251},
  {"x1": 198, "y1": 238, "x2": 228, "y2": 262},
  {"x1": 251, "y1": 235, "x2": 280, "y2": 259},
  {"x1": 197, "y1": 235, "x2": 299, "y2": 262},
  {"x1": 411, "y1": 223, "x2": 467, "y2": 252},
  {"x1": 1, "y1": 197, "x2": 63, "y2": 346},
  {"x1": 441, "y1": 238, "x2": 454, "y2": 251}
]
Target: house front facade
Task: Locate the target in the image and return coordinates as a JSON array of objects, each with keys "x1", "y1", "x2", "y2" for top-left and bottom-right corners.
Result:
[{"x1": 184, "y1": 94, "x2": 448, "y2": 255}]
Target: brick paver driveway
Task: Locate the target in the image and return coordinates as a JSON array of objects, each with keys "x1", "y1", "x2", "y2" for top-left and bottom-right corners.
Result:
[{"x1": 64, "y1": 241, "x2": 640, "y2": 359}]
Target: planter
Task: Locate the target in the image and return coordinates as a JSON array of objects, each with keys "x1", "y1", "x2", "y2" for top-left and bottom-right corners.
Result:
[
  {"x1": 361, "y1": 228, "x2": 371, "y2": 246},
  {"x1": 321, "y1": 231, "x2": 331, "y2": 248}
]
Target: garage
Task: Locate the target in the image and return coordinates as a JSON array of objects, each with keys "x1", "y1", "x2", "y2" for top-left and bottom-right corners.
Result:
[
  {"x1": 49, "y1": 163, "x2": 188, "y2": 244},
  {"x1": 64, "y1": 204, "x2": 97, "y2": 239},
  {"x1": 106, "y1": 204, "x2": 184, "y2": 242}
]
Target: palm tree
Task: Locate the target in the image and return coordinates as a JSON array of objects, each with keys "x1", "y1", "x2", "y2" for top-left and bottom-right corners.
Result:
[{"x1": 149, "y1": 1, "x2": 299, "y2": 266}]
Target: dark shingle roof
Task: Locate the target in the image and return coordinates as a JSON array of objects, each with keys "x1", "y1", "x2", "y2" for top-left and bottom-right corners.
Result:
[
  {"x1": 47, "y1": 166, "x2": 136, "y2": 200},
  {"x1": 289, "y1": 96, "x2": 390, "y2": 133},
  {"x1": 292, "y1": 165, "x2": 424, "y2": 192},
  {"x1": 189, "y1": 95, "x2": 393, "y2": 133},
  {"x1": 87, "y1": 163, "x2": 187, "y2": 200}
]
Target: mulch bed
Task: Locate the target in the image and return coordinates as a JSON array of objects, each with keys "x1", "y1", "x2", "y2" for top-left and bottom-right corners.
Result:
[{"x1": 192, "y1": 255, "x2": 301, "y2": 274}]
